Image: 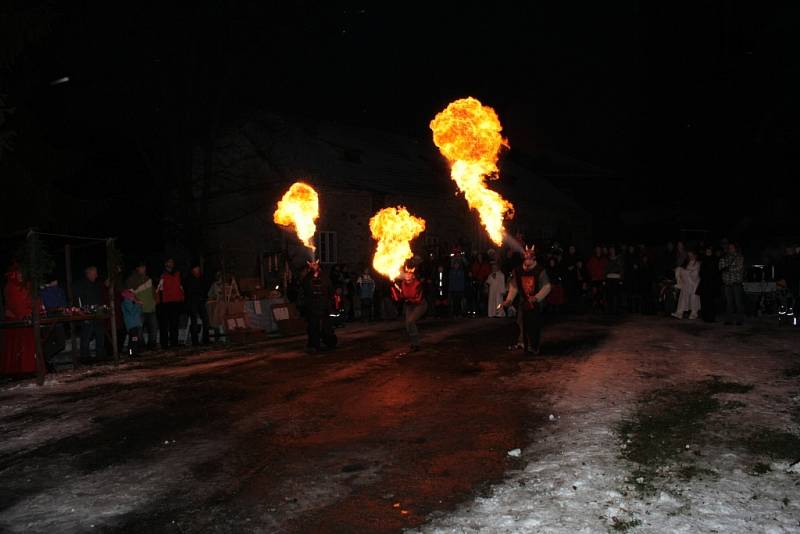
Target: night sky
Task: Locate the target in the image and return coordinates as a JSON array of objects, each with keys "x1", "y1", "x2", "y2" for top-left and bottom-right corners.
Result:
[{"x1": 2, "y1": 1, "x2": 798, "y2": 250}]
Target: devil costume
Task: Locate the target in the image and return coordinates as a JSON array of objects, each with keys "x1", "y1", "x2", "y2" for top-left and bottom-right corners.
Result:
[
  {"x1": 300, "y1": 261, "x2": 337, "y2": 352},
  {"x1": 391, "y1": 266, "x2": 427, "y2": 351},
  {"x1": 502, "y1": 246, "x2": 551, "y2": 354}
]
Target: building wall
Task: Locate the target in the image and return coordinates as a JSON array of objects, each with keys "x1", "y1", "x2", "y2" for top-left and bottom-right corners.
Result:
[{"x1": 195, "y1": 115, "x2": 592, "y2": 277}]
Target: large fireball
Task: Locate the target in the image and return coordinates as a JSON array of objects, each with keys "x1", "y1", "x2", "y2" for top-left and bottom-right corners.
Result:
[
  {"x1": 430, "y1": 97, "x2": 514, "y2": 245},
  {"x1": 273, "y1": 182, "x2": 319, "y2": 251},
  {"x1": 369, "y1": 206, "x2": 426, "y2": 280}
]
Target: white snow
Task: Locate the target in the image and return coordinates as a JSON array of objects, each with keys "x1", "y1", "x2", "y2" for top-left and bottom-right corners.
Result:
[{"x1": 419, "y1": 318, "x2": 800, "y2": 533}]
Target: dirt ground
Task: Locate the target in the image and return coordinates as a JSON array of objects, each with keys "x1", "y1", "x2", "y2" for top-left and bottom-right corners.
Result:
[{"x1": 1, "y1": 315, "x2": 798, "y2": 533}]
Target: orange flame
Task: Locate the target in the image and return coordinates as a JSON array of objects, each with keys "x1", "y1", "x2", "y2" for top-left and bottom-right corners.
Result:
[
  {"x1": 369, "y1": 206, "x2": 426, "y2": 280},
  {"x1": 273, "y1": 182, "x2": 319, "y2": 250},
  {"x1": 430, "y1": 97, "x2": 514, "y2": 245}
]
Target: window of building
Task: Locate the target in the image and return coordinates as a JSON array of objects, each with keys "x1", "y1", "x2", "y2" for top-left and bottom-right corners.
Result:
[{"x1": 317, "y1": 231, "x2": 338, "y2": 264}]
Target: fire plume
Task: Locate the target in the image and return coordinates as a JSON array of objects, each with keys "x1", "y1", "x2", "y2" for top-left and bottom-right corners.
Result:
[
  {"x1": 369, "y1": 206, "x2": 426, "y2": 280},
  {"x1": 430, "y1": 97, "x2": 514, "y2": 245},
  {"x1": 273, "y1": 182, "x2": 319, "y2": 250}
]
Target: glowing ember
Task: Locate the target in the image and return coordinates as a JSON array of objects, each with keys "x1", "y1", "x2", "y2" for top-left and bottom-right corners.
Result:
[
  {"x1": 369, "y1": 206, "x2": 426, "y2": 280},
  {"x1": 430, "y1": 97, "x2": 514, "y2": 245},
  {"x1": 273, "y1": 182, "x2": 320, "y2": 250}
]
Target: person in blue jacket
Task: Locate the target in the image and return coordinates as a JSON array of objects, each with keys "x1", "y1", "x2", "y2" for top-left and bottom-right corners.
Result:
[{"x1": 121, "y1": 289, "x2": 143, "y2": 357}]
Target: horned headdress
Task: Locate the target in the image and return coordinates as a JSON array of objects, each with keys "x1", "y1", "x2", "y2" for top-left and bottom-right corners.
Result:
[{"x1": 523, "y1": 244, "x2": 536, "y2": 260}]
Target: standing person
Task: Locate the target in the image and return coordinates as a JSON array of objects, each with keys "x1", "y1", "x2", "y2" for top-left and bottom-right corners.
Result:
[
  {"x1": 500, "y1": 246, "x2": 551, "y2": 355},
  {"x1": 156, "y1": 258, "x2": 184, "y2": 349},
  {"x1": 331, "y1": 287, "x2": 346, "y2": 327},
  {"x1": 673, "y1": 250, "x2": 702, "y2": 319},
  {"x1": 300, "y1": 259, "x2": 336, "y2": 353},
  {"x1": 623, "y1": 245, "x2": 640, "y2": 311},
  {"x1": 486, "y1": 262, "x2": 506, "y2": 317},
  {"x1": 448, "y1": 258, "x2": 466, "y2": 317},
  {"x1": 586, "y1": 246, "x2": 608, "y2": 311},
  {"x1": 1, "y1": 261, "x2": 37, "y2": 375},
  {"x1": 356, "y1": 268, "x2": 376, "y2": 322},
  {"x1": 777, "y1": 245, "x2": 800, "y2": 298},
  {"x1": 657, "y1": 241, "x2": 675, "y2": 280},
  {"x1": 697, "y1": 246, "x2": 721, "y2": 322},
  {"x1": 469, "y1": 253, "x2": 491, "y2": 316},
  {"x1": 120, "y1": 289, "x2": 143, "y2": 357},
  {"x1": 545, "y1": 256, "x2": 566, "y2": 313},
  {"x1": 574, "y1": 259, "x2": 589, "y2": 313},
  {"x1": 433, "y1": 264, "x2": 449, "y2": 317},
  {"x1": 125, "y1": 261, "x2": 158, "y2": 351},
  {"x1": 184, "y1": 262, "x2": 210, "y2": 346},
  {"x1": 391, "y1": 262, "x2": 427, "y2": 352},
  {"x1": 73, "y1": 266, "x2": 107, "y2": 360},
  {"x1": 719, "y1": 243, "x2": 746, "y2": 325},
  {"x1": 563, "y1": 245, "x2": 581, "y2": 310},
  {"x1": 340, "y1": 265, "x2": 355, "y2": 321},
  {"x1": 604, "y1": 246, "x2": 624, "y2": 314},
  {"x1": 635, "y1": 254, "x2": 655, "y2": 314}
]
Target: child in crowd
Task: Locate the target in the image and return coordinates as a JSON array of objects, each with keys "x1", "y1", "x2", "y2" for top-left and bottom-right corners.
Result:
[
  {"x1": 121, "y1": 289, "x2": 143, "y2": 357},
  {"x1": 332, "y1": 287, "x2": 346, "y2": 328}
]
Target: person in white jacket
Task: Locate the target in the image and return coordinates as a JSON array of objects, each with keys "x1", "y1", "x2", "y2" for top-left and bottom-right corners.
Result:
[
  {"x1": 486, "y1": 262, "x2": 506, "y2": 317},
  {"x1": 673, "y1": 250, "x2": 702, "y2": 319}
]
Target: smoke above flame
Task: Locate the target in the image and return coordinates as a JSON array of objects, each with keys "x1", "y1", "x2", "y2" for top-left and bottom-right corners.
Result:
[
  {"x1": 273, "y1": 182, "x2": 319, "y2": 251},
  {"x1": 369, "y1": 206, "x2": 426, "y2": 280},
  {"x1": 430, "y1": 97, "x2": 514, "y2": 245}
]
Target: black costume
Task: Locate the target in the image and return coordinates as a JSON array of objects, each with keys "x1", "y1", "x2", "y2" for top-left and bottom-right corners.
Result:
[
  {"x1": 512, "y1": 263, "x2": 549, "y2": 353},
  {"x1": 184, "y1": 271, "x2": 211, "y2": 345},
  {"x1": 697, "y1": 256, "x2": 721, "y2": 323},
  {"x1": 301, "y1": 266, "x2": 336, "y2": 352}
]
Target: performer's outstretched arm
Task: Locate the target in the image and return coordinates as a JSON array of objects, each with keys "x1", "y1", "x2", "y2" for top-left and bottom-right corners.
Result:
[{"x1": 500, "y1": 279, "x2": 518, "y2": 308}]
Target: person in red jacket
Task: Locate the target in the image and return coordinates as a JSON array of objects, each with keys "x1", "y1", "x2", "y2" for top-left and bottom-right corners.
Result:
[
  {"x1": 391, "y1": 261, "x2": 427, "y2": 352},
  {"x1": 585, "y1": 246, "x2": 609, "y2": 311},
  {"x1": 1, "y1": 262, "x2": 38, "y2": 376},
  {"x1": 156, "y1": 258, "x2": 184, "y2": 349}
]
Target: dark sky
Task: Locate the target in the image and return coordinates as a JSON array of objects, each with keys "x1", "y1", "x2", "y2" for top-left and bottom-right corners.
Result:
[{"x1": 3, "y1": 1, "x2": 798, "y2": 244}]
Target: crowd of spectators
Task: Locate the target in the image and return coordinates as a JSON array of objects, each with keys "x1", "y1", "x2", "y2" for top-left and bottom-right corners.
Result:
[
  {"x1": 3, "y1": 234, "x2": 799, "y2": 376},
  {"x1": 312, "y1": 236, "x2": 800, "y2": 327}
]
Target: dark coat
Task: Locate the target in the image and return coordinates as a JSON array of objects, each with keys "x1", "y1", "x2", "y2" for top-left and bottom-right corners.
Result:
[
  {"x1": 72, "y1": 278, "x2": 104, "y2": 307},
  {"x1": 697, "y1": 257, "x2": 721, "y2": 297},
  {"x1": 301, "y1": 270, "x2": 333, "y2": 316},
  {"x1": 184, "y1": 273, "x2": 210, "y2": 308}
]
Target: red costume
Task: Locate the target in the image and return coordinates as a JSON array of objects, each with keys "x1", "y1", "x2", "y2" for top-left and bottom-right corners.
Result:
[
  {"x1": 391, "y1": 277, "x2": 425, "y2": 304},
  {"x1": 1, "y1": 268, "x2": 38, "y2": 375},
  {"x1": 470, "y1": 261, "x2": 491, "y2": 283},
  {"x1": 586, "y1": 255, "x2": 608, "y2": 282},
  {"x1": 159, "y1": 271, "x2": 184, "y2": 303},
  {"x1": 391, "y1": 266, "x2": 427, "y2": 350}
]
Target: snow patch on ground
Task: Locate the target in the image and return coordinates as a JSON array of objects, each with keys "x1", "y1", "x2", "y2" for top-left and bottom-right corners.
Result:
[{"x1": 420, "y1": 318, "x2": 800, "y2": 533}]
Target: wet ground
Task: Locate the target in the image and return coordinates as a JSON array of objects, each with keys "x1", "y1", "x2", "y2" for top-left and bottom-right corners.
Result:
[
  {"x1": 0, "y1": 316, "x2": 612, "y2": 533},
  {"x1": 9, "y1": 315, "x2": 796, "y2": 533}
]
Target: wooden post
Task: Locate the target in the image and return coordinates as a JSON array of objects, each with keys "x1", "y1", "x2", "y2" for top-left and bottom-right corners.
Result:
[
  {"x1": 107, "y1": 239, "x2": 119, "y2": 366},
  {"x1": 28, "y1": 231, "x2": 47, "y2": 386},
  {"x1": 65, "y1": 244, "x2": 79, "y2": 369}
]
